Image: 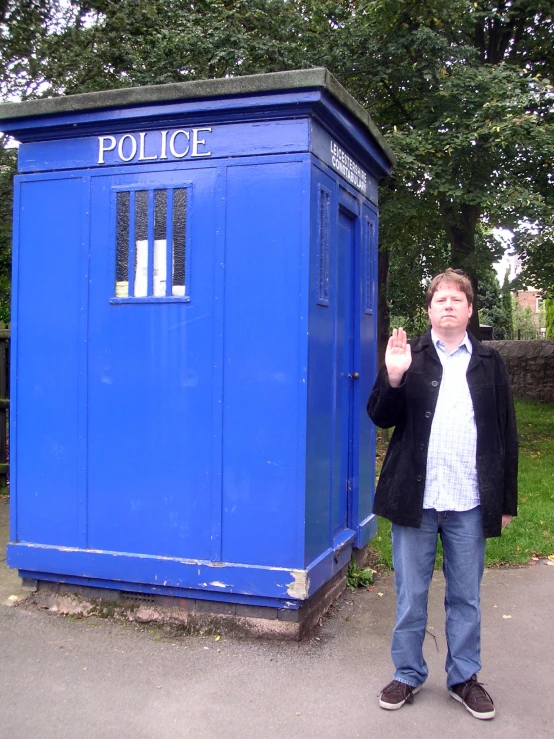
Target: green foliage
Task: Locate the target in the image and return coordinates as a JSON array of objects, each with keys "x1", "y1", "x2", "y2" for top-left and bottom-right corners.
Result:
[
  {"x1": 389, "y1": 310, "x2": 429, "y2": 338},
  {"x1": 0, "y1": 0, "x2": 315, "y2": 97},
  {"x1": 0, "y1": 141, "x2": 15, "y2": 324},
  {"x1": 513, "y1": 224, "x2": 554, "y2": 298},
  {"x1": 0, "y1": 0, "x2": 553, "y2": 327},
  {"x1": 346, "y1": 557, "x2": 374, "y2": 590},
  {"x1": 501, "y1": 270, "x2": 513, "y2": 337},
  {"x1": 0, "y1": 1, "x2": 75, "y2": 100},
  {"x1": 545, "y1": 298, "x2": 554, "y2": 340},
  {"x1": 486, "y1": 399, "x2": 554, "y2": 565},
  {"x1": 323, "y1": 0, "x2": 554, "y2": 314},
  {"x1": 477, "y1": 266, "x2": 512, "y2": 339}
]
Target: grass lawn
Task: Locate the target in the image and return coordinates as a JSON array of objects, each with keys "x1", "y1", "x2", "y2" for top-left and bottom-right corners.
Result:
[{"x1": 370, "y1": 398, "x2": 554, "y2": 569}]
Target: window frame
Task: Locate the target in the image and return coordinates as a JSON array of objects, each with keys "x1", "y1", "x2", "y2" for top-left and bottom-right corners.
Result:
[{"x1": 110, "y1": 182, "x2": 192, "y2": 305}]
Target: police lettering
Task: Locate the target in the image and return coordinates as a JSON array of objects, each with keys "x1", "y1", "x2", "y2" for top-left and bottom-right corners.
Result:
[{"x1": 98, "y1": 128, "x2": 212, "y2": 164}]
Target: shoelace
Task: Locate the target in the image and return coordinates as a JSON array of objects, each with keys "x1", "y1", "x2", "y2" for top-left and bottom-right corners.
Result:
[
  {"x1": 461, "y1": 679, "x2": 493, "y2": 706},
  {"x1": 384, "y1": 682, "x2": 416, "y2": 704}
]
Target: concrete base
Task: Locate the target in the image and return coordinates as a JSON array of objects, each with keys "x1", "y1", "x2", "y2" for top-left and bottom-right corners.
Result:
[{"x1": 23, "y1": 548, "x2": 371, "y2": 640}]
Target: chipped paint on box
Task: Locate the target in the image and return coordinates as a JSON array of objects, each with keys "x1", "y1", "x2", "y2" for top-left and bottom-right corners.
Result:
[{"x1": 286, "y1": 569, "x2": 309, "y2": 599}]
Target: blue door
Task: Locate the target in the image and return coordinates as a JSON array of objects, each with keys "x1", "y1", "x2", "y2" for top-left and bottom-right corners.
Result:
[
  {"x1": 332, "y1": 206, "x2": 357, "y2": 540},
  {"x1": 356, "y1": 203, "x2": 379, "y2": 544},
  {"x1": 87, "y1": 167, "x2": 219, "y2": 560}
]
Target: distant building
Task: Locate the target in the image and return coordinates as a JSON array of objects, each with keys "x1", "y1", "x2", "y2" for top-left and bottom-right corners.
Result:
[
  {"x1": 517, "y1": 288, "x2": 545, "y2": 336},
  {"x1": 517, "y1": 289, "x2": 542, "y2": 320}
]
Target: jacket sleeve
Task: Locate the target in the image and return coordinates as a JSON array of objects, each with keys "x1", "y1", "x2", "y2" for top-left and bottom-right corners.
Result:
[
  {"x1": 366, "y1": 363, "x2": 407, "y2": 429},
  {"x1": 498, "y1": 354, "x2": 518, "y2": 516}
]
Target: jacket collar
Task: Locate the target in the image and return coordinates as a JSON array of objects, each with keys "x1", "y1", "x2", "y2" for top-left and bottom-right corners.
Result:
[{"x1": 413, "y1": 328, "x2": 492, "y2": 366}]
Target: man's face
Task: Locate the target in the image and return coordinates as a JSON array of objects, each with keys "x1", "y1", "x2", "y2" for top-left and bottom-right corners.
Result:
[{"x1": 428, "y1": 283, "x2": 472, "y2": 333}]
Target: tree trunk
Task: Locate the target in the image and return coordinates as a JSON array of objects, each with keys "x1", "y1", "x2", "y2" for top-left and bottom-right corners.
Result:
[
  {"x1": 377, "y1": 242, "x2": 390, "y2": 441},
  {"x1": 441, "y1": 203, "x2": 481, "y2": 340},
  {"x1": 377, "y1": 243, "x2": 390, "y2": 368},
  {"x1": 377, "y1": 241, "x2": 390, "y2": 369}
]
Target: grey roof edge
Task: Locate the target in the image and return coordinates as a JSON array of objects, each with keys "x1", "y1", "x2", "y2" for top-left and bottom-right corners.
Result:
[
  {"x1": 0, "y1": 67, "x2": 396, "y2": 169},
  {"x1": 320, "y1": 69, "x2": 397, "y2": 169}
]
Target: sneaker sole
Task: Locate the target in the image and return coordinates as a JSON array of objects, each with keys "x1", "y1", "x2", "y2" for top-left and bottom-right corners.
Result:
[
  {"x1": 449, "y1": 690, "x2": 495, "y2": 720},
  {"x1": 379, "y1": 686, "x2": 420, "y2": 710}
]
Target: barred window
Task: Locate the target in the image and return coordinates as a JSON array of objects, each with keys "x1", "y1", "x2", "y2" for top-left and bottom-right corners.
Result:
[
  {"x1": 364, "y1": 216, "x2": 375, "y2": 314},
  {"x1": 317, "y1": 187, "x2": 330, "y2": 306},
  {"x1": 114, "y1": 187, "x2": 188, "y2": 300}
]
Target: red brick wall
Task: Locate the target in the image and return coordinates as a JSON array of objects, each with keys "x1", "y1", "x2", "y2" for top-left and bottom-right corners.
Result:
[{"x1": 517, "y1": 291, "x2": 540, "y2": 325}]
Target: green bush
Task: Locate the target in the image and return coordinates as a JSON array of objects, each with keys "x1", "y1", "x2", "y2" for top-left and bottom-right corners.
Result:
[{"x1": 545, "y1": 298, "x2": 554, "y2": 340}]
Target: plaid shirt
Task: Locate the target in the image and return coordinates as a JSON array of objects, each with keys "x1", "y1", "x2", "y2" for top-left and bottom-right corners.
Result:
[{"x1": 423, "y1": 331, "x2": 480, "y2": 511}]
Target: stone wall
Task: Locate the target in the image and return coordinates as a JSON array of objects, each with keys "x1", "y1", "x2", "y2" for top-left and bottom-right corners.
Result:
[{"x1": 487, "y1": 340, "x2": 554, "y2": 403}]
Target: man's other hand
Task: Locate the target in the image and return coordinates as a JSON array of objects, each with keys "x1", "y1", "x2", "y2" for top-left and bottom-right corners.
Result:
[
  {"x1": 386, "y1": 328, "x2": 412, "y2": 388},
  {"x1": 501, "y1": 515, "x2": 512, "y2": 528}
]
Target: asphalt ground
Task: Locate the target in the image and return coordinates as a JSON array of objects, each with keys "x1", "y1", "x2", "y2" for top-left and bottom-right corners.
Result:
[{"x1": 1, "y1": 497, "x2": 553, "y2": 738}]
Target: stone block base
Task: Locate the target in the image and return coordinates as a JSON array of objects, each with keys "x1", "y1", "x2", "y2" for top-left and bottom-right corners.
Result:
[{"x1": 24, "y1": 548, "x2": 372, "y2": 639}]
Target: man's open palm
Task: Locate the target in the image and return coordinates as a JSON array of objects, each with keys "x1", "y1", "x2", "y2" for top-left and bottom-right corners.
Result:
[{"x1": 385, "y1": 328, "x2": 412, "y2": 387}]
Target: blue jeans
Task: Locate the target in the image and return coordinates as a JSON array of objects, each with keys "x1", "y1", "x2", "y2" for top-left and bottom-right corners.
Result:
[{"x1": 391, "y1": 507, "x2": 486, "y2": 690}]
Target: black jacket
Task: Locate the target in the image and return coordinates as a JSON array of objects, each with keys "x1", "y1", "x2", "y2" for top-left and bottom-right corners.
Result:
[{"x1": 367, "y1": 330, "x2": 518, "y2": 538}]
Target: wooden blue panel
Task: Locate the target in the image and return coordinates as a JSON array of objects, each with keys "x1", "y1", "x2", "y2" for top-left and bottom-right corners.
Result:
[
  {"x1": 18, "y1": 119, "x2": 310, "y2": 173},
  {"x1": 15, "y1": 568, "x2": 304, "y2": 609},
  {"x1": 86, "y1": 166, "x2": 219, "y2": 560},
  {"x1": 7, "y1": 542, "x2": 311, "y2": 602},
  {"x1": 316, "y1": 94, "x2": 392, "y2": 179},
  {"x1": 14, "y1": 176, "x2": 86, "y2": 546},
  {"x1": 310, "y1": 120, "x2": 379, "y2": 204},
  {"x1": 305, "y1": 166, "x2": 336, "y2": 565},
  {"x1": 5, "y1": 90, "x2": 322, "y2": 143},
  {"x1": 332, "y1": 208, "x2": 356, "y2": 537},
  {"x1": 222, "y1": 161, "x2": 305, "y2": 568},
  {"x1": 4, "y1": 78, "x2": 389, "y2": 604},
  {"x1": 305, "y1": 162, "x2": 378, "y2": 566},
  {"x1": 355, "y1": 204, "x2": 379, "y2": 547}
]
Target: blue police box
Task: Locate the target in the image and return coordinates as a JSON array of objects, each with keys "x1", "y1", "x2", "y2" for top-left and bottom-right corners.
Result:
[{"x1": 1, "y1": 69, "x2": 395, "y2": 617}]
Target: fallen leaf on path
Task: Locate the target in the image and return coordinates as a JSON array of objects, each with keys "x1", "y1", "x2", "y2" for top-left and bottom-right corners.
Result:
[
  {"x1": 214, "y1": 635, "x2": 221, "y2": 642},
  {"x1": 502, "y1": 615, "x2": 512, "y2": 619},
  {"x1": 377, "y1": 593, "x2": 384, "y2": 597},
  {"x1": 493, "y1": 604, "x2": 497, "y2": 608}
]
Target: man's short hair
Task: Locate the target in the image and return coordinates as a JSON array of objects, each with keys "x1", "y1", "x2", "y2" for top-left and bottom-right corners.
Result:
[{"x1": 426, "y1": 268, "x2": 474, "y2": 307}]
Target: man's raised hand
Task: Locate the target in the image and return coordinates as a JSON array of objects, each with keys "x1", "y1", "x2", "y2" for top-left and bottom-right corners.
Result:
[{"x1": 385, "y1": 328, "x2": 412, "y2": 388}]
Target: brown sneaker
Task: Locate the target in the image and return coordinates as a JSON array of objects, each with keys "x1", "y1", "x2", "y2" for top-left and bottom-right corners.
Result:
[
  {"x1": 379, "y1": 679, "x2": 420, "y2": 710},
  {"x1": 450, "y1": 675, "x2": 495, "y2": 720}
]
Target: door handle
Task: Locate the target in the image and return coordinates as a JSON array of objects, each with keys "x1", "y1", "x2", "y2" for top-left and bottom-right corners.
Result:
[{"x1": 349, "y1": 372, "x2": 360, "y2": 380}]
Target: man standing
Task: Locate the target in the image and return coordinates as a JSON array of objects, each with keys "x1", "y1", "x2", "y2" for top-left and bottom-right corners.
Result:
[{"x1": 367, "y1": 268, "x2": 518, "y2": 720}]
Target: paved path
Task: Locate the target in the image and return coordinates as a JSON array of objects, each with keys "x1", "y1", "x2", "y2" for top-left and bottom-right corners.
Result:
[{"x1": 1, "y1": 498, "x2": 553, "y2": 738}]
